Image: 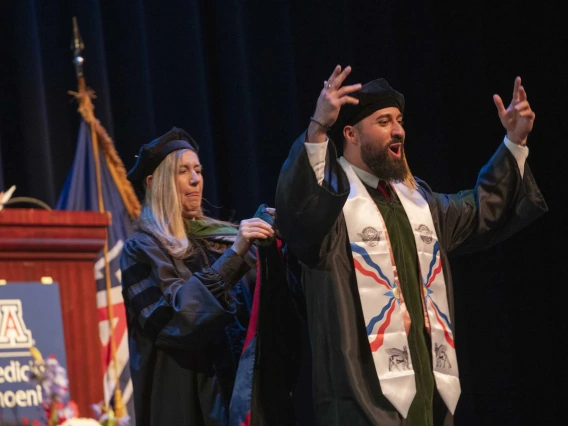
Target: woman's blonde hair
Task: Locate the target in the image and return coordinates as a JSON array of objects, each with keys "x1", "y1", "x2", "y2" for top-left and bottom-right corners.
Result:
[{"x1": 136, "y1": 149, "x2": 204, "y2": 258}]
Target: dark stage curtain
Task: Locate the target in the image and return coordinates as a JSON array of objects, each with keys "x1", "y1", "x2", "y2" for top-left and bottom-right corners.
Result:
[{"x1": 1, "y1": 1, "x2": 566, "y2": 425}]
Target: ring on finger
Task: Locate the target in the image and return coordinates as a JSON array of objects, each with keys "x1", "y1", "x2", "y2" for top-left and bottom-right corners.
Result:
[{"x1": 325, "y1": 81, "x2": 332, "y2": 89}]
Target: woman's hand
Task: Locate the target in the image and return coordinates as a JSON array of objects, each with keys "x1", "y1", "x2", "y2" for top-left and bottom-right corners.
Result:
[{"x1": 231, "y1": 217, "x2": 275, "y2": 256}]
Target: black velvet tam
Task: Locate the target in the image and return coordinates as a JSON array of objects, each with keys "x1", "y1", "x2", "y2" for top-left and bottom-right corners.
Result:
[
  {"x1": 329, "y1": 78, "x2": 405, "y2": 143},
  {"x1": 127, "y1": 126, "x2": 199, "y2": 194}
]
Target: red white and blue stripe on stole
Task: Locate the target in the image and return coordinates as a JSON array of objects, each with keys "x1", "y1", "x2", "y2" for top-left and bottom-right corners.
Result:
[
  {"x1": 422, "y1": 242, "x2": 454, "y2": 349},
  {"x1": 351, "y1": 242, "x2": 401, "y2": 352}
]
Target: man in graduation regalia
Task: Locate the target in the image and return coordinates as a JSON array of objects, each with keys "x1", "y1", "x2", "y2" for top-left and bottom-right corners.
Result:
[{"x1": 275, "y1": 65, "x2": 548, "y2": 425}]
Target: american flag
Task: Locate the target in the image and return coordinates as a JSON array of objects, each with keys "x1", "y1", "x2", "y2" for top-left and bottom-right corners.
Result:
[{"x1": 56, "y1": 119, "x2": 137, "y2": 423}]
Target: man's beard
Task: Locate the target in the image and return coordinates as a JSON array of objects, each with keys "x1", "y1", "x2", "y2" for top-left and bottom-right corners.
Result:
[{"x1": 361, "y1": 139, "x2": 412, "y2": 182}]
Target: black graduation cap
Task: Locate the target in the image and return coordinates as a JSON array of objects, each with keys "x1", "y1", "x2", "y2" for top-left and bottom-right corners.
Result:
[
  {"x1": 329, "y1": 78, "x2": 405, "y2": 144},
  {"x1": 127, "y1": 126, "x2": 199, "y2": 195}
]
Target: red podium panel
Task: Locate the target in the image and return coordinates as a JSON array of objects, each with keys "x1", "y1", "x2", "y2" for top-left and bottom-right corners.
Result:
[{"x1": 0, "y1": 208, "x2": 110, "y2": 416}]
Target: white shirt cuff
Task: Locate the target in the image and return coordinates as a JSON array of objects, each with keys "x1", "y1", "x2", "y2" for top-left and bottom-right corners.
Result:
[
  {"x1": 304, "y1": 139, "x2": 329, "y2": 185},
  {"x1": 503, "y1": 136, "x2": 529, "y2": 177}
]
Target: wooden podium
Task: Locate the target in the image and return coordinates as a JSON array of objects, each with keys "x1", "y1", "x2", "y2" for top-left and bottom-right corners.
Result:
[{"x1": 0, "y1": 208, "x2": 110, "y2": 416}]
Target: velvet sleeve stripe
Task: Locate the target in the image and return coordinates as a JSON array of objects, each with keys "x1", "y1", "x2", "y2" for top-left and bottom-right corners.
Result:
[
  {"x1": 130, "y1": 286, "x2": 163, "y2": 315},
  {"x1": 122, "y1": 262, "x2": 152, "y2": 291},
  {"x1": 122, "y1": 288, "x2": 130, "y2": 308},
  {"x1": 143, "y1": 305, "x2": 175, "y2": 342}
]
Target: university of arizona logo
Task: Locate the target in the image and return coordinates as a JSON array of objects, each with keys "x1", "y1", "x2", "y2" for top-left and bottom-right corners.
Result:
[
  {"x1": 415, "y1": 224, "x2": 433, "y2": 244},
  {"x1": 0, "y1": 300, "x2": 34, "y2": 349},
  {"x1": 358, "y1": 226, "x2": 382, "y2": 246}
]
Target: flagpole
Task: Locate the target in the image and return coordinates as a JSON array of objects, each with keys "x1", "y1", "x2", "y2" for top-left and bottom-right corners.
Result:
[{"x1": 70, "y1": 17, "x2": 127, "y2": 419}]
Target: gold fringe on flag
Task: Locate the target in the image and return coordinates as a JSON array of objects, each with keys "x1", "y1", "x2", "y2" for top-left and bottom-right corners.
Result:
[
  {"x1": 68, "y1": 77, "x2": 128, "y2": 419},
  {"x1": 69, "y1": 79, "x2": 141, "y2": 219}
]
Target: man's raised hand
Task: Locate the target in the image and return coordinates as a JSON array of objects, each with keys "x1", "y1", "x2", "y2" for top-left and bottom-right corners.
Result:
[
  {"x1": 307, "y1": 65, "x2": 362, "y2": 142},
  {"x1": 493, "y1": 76, "x2": 535, "y2": 145}
]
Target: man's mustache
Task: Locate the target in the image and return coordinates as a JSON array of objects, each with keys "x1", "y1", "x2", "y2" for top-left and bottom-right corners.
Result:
[{"x1": 389, "y1": 135, "x2": 404, "y2": 144}]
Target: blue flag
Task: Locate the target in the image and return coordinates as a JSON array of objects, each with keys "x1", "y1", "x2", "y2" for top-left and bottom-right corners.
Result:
[{"x1": 56, "y1": 119, "x2": 136, "y2": 422}]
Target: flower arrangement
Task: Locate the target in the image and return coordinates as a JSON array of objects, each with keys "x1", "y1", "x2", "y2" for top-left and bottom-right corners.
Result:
[{"x1": 26, "y1": 347, "x2": 130, "y2": 426}]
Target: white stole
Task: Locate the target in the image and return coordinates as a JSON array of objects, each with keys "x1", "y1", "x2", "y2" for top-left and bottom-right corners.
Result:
[{"x1": 338, "y1": 157, "x2": 460, "y2": 417}]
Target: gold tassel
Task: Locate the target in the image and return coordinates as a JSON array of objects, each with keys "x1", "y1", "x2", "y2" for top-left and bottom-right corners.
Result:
[{"x1": 401, "y1": 150, "x2": 418, "y2": 190}]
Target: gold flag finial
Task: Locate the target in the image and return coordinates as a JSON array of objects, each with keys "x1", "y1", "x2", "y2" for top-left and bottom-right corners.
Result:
[{"x1": 71, "y1": 17, "x2": 85, "y2": 79}]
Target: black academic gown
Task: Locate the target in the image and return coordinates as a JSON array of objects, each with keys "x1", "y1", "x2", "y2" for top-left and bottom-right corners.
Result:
[
  {"x1": 228, "y1": 204, "x2": 305, "y2": 426},
  {"x1": 120, "y1": 230, "x2": 256, "y2": 426},
  {"x1": 274, "y1": 132, "x2": 548, "y2": 426}
]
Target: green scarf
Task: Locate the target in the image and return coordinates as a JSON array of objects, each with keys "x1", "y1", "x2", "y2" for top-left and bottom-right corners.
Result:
[
  {"x1": 185, "y1": 205, "x2": 276, "y2": 247},
  {"x1": 184, "y1": 218, "x2": 238, "y2": 239}
]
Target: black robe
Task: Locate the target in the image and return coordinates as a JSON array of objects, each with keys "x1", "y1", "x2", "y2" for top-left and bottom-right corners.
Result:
[
  {"x1": 229, "y1": 205, "x2": 305, "y2": 426},
  {"x1": 274, "y1": 132, "x2": 548, "y2": 426}
]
